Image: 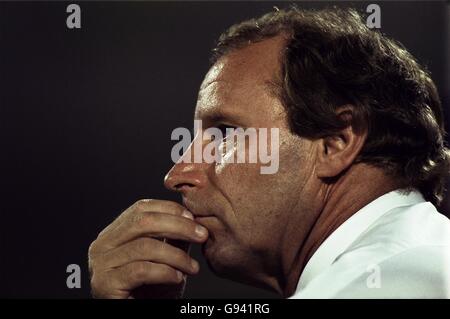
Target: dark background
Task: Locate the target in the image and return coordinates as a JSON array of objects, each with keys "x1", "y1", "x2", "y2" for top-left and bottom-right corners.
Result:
[{"x1": 0, "y1": 1, "x2": 448, "y2": 298}]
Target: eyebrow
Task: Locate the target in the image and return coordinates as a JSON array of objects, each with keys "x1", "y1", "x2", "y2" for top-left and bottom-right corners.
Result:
[
  {"x1": 195, "y1": 79, "x2": 281, "y2": 127},
  {"x1": 195, "y1": 108, "x2": 246, "y2": 128}
]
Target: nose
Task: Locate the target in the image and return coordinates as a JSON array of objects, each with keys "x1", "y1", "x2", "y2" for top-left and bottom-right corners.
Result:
[
  {"x1": 164, "y1": 162, "x2": 207, "y2": 193},
  {"x1": 164, "y1": 139, "x2": 208, "y2": 193}
]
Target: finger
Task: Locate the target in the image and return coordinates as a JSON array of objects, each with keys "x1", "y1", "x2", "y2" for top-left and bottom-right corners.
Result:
[
  {"x1": 111, "y1": 261, "x2": 184, "y2": 292},
  {"x1": 105, "y1": 212, "x2": 207, "y2": 248},
  {"x1": 98, "y1": 199, "x2": 191, "y2": 239},
  {"x1": 101, "y1": 237, "x2": 199, "y2": 275}
]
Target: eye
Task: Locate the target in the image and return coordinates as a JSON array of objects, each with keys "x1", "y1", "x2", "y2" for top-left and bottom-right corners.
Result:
[{"x1": 216, "y1": 123, "x2": 236, "y2": 137}]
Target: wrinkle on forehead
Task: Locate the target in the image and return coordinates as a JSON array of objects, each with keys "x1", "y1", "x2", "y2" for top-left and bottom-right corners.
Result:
[
  {"x1": 196, "y1": 35, "x2": 287, "y2": 123},
  {"x1": 200, "y1": 62, "x2": 228, "y2": 91},
  {"x1": 196, "y1": 80, "x2": 231, "y2": 120},
  {"x1": 196, "y1": 77, "x2": 275, "y2": 123},
  {"x1": 201, "y1": 35, "x2": 285, "y2": 91}
]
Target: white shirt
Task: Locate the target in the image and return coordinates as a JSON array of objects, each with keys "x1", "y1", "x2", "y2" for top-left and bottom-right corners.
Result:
[{"x1": 290, "y1": 189, "x2": 450, "y2": 298}]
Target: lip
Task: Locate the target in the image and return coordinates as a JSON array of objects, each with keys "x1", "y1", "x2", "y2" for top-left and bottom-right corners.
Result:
[
  {"x1": 182, "y1": 196, "x2": 214, "y2": 218},
  {"x1": 195, "y1": 215, "x2": 216, "y2": 221}
]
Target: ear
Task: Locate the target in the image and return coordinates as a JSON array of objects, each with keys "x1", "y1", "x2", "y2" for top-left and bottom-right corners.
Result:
[{"x1": 315, "y1": 106, "x2": 367, "y2": 178}]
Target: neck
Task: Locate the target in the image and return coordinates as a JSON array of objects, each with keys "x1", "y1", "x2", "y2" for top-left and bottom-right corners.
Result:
[{"x1": 279, "y1": 163, "x2": 403, "y2": 297}]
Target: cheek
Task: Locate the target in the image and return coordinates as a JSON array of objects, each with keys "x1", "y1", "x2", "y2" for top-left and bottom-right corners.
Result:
[
  {"x1": 211, "y1": 162, "x2": 297, "y2": 243},
  {"x1": 210, "y1": 131, "x2": 310, "y2": 241},
  {"x1": 213, "y1": 130, "x2": 306, "y2": 202},
  {"x1": 213, "y1": 139, "x2": 262, "y2": 201},
  {"x1": 213, "y1": 161, "x2": 261, "y2": 227}
]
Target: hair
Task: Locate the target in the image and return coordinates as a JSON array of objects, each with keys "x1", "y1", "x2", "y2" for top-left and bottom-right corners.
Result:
[{"x1": 211, "y1": 6, "x2": 450, "y2": 206}]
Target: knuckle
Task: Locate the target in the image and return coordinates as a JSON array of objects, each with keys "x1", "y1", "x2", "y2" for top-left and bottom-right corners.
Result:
[
  {"x1": 131, "y1": 211, "x2": 159, "y2": 230},
  {"x1": 154, "y1": 241, "x2": 187, "y2": 267},
  {"x1": 135, "y1": 215, "x2": 149, "y2": 229},
  {"x1": 158, "y1": 264, "x2": 177, "y2": 280},
  {"x1": 131, "y1": 262, "x2": 148, "y2": 282},
  {"x1": 91, "y1": 272, "x2": 119, "y2": 299},
  {"x1": 88, "y1": 237, "x2": 114, "y2": 257},
  {"x1": 88, "y1": 257, "x2": 96, "y2": 275},
  {"x1": 90, "y1": 275, "x2": 99, "y2": 291},
  {"x1": 90, "y1": 274, "x2": 104, "y2": 297},
  {"x1": 88, "y1": 241, "x2": 98, "y2": 257},
  {"x1": 129, "y1": 213, "x2": 144, "y2": 229},
  {"x1": 134, "y1": 237, "x2": 153, "y2": 253},
  {"x1": 164, "y1": 267, "x2": 175, "y2": 279},
  {"x1": 153, "y1": 238, "x2": 167, "y2": 252},
  {"x1": 164, "y1": 201, "x2": 185, "y2": 214},
  {"x1": 140, "y1": 212, "x2": 161, "y2": 228},
  {"x1": 88, "y1": 248, "x2": 106, "y2": 276},
  {"x1": 155, "y1": 265, "x2": 175, "y2": 278},
  {"x1": 170, "y1": 246, "x2": 188, "y2": 264},
  {"x1": 134, "y1": 199, "x2": 153, "y2": 211}
]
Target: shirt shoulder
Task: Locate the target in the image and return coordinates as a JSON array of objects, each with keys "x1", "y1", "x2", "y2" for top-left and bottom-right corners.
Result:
[
  {"x1": 332, "y1": 202, "x2": 450, "y2": 269},
  {"x1": 334, "y1": 245, "x2": 450, "y2": 298},
  {"x1": 292, "y1": 245, "x2": 450, "y2": 298},
  {"x1": 349, "y1": 201, "x2": 450, "y2": 250},
  {"x1": 292, "y1": 202, "x2": 450, "y2": 298}
]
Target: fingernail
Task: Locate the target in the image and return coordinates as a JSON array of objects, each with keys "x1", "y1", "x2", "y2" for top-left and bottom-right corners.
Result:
[
  {"x1": 191, "y1": 259, "x2": 199, "y2": 272},
  {"x1": 195, "y1": 225, "x2": 208, "y2": 237},
  {"x1": 182, "y1": 210, "x2": 194, "y2": 220},
  {"x1": 176, "y1": 270, "x2": 183, "y2": 282}
]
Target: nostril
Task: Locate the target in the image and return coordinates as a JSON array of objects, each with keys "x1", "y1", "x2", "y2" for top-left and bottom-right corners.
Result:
[
  {"x1": 175, "y1": 183, "x2": 195, "y2": 192},
  {"x1": 164, "y1": 164, "x2": 205, "y2": 192},
  {"x1": 163, "y1": 173, "x2": 180, "y2": 191}
]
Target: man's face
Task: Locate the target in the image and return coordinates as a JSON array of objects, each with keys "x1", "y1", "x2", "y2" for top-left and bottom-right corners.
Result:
[{"x1": 165, "y1": 36, "x2": 319, "y2": 286}]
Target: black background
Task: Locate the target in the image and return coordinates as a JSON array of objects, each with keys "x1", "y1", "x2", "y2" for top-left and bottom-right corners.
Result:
[{"x1": 0, "y1": 1, "x2": 448, "y2": 298}]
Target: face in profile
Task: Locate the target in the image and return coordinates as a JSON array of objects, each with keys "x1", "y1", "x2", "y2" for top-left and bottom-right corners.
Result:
[{"x1": 164, "y1": 36, "x2": 320, "y2": 289}]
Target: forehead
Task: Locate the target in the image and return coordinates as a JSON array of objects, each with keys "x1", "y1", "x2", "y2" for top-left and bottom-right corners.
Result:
[{"x1": 195, "y1": 36, "x2": 287, "y2": 125}]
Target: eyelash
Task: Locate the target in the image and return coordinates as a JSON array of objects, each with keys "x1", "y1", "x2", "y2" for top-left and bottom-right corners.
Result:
[{"x1": 216, "y1": 123, "x2": 236, "y2": 136}]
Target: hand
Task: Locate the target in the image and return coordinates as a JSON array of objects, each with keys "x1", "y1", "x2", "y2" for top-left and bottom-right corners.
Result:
[{"x1": 88, "y1": 199, "x2": 208, "y2": 299}]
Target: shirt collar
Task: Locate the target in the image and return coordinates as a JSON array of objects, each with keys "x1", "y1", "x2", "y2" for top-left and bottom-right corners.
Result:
[{"x1": 293, "y1": 189, "x2": 426, "y2": 295}]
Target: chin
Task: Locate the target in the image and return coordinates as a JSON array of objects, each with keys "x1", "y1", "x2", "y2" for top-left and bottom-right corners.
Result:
[{"x1": 202, "y1": 238, "x2": 252, "y2": 281}]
